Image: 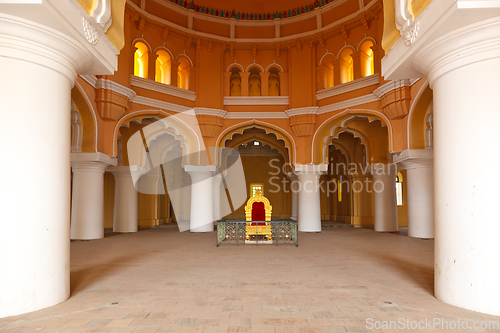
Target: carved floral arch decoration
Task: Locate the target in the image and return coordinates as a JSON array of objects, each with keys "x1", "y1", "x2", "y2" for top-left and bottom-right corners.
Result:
[
  {"x1": 216, "y1": 121, "x2": 296, "y2": 166},
  {"x1": 312, "y1": 109, "x2": 393, "y2": 165},
  {"x1": 112, "y1": 110, "x2": 202, "y2": 165}
]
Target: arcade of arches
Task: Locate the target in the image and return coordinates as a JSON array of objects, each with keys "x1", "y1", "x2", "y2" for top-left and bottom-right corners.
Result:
[{"x1": 1, "y1": 0, "x2": 500, "y2": 327}]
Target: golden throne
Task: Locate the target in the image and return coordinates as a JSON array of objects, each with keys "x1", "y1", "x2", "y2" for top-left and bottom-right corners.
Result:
[{"x1": 244, "y1": 189, "x2": 272, "y2": 241}]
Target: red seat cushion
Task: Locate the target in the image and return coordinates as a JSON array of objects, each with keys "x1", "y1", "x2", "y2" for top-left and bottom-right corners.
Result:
[{"x1": 251, "y1": 202, "x2": 266, "y2": 226}]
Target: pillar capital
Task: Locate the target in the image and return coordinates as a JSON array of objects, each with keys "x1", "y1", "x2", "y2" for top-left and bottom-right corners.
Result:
[
  {"x1": 370, "y1": 163, "x2": 398, "y2": 177},
  {"x1": 71, "y1": 152, "x2": 117, "y2": 172},
  {"x1": 382, "y1": 1, "x2": 500, "y2": 85},
  {"x1": 293, "y1": 163, "x2": 328, "y2": 176},
  {"x1": 184, "y1": 165, "x2": 216, "y2": 177},
  {"x1": 108, "y1": 165, "x2": 145, "y2": 176},
  {"x1": 393, "y1": 149, "x2": 433, "y2": 170}
]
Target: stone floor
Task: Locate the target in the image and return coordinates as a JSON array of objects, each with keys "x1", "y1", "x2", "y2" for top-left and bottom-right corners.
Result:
[{"x1": 1, "y1": 225, "x2": 499, "y2": 333}]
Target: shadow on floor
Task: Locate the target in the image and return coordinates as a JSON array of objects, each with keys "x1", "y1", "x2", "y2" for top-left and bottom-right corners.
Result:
[{"x1": 70, "y1": 254, "x2": 141, "y2": 296}]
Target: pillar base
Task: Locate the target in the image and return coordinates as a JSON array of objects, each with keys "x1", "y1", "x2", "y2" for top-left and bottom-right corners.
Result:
[{"x1": 71, "y1": 153, "x2": 117, "y2": 240}]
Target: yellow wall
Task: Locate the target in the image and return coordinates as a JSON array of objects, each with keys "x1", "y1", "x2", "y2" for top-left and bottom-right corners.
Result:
[{"x1": 397, "y1": 169, "x2": 408, "y2": 227}]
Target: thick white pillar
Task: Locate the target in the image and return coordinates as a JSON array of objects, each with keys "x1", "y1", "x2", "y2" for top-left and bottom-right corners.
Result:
[
  {"x1": 382, "y1": 2, "x2": 500, "y2": 315},
  {"x1": 71, "y1": 153, "x2": 116, "y2": 240},
  {"x1": 185, "y1": 165, "x2": 215, "y2": 232},
  {"x1": 213, "y1": 173, "x2": 222, "y2": 221},
  {"x1": 294, "y1": 164, "x2": 327, "y2": 232},
  {"x1": 0, "y1": 2, "x2": 117, "y2": 317},
  {"x1": 394, "y1": 150, "x2": 434, "y2": 238},
  {"x1": 290, "y1": 174, "x2": 298, "y2": 221},
  {"x1": 108, "y1": 166, "x2": 140, "y2": 233},
  {"x1": 372, "y1": 164, "x2": 398, "y2": 232}
]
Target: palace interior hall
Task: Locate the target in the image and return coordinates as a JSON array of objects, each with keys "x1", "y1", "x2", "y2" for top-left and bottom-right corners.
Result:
[{"x1": 1, "y1": 0, "x2": 500, "y2": 332}]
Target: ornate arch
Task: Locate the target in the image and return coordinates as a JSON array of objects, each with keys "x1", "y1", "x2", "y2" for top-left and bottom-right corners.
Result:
[
  {"x1": 356, "y1": 37, "x2": 377, "y2": 51},
  {"x1": 216, "y1": 120, "x2": 296, "y2": 166},
  {"x1": 265, "y1": 61, "x2": 284, "y2": 72},
  {"x1": 312, "y1": 109, "x2": 394, "y2": 164},
  {"x1": 319, "y1": 50, "x2": 336, "y2": 66},
  {"x1": 245, "y1": 61, "x2": 265, "y2": 72},
  {"x1": 112, "y1": 110, "x2": 202, "y2": 165},
  {"x1": 131, "y1": 37, "x2": 152, "y2": 52},
  {"x1": 175, "y1": 51, "x2": 194, "y2": 66},
  {"x1": 226, "y1": 61, "x2": 245, "y2": 72}
]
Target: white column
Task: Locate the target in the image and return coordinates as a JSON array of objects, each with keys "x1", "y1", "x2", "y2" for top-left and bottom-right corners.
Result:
[
  {"x1": 294, "y1": 164, "x2": 327, "y2": 232},
  {"x1": 372, "y1": 164, "x2": 398, "y2": 232},
  {"x1": 185, "y1": 165, "x2": 215, "y2": 232},
  {"x1": 108, "y1": 166, "x2": 140, "y2": 233},
  {"x1": 290, "y1": 174, "x2": 298, "y2": 221},
  {"x1": 213, "y1": 173, "x2": 222, "y2": 222},
  {"x1": 382, "y1": 2, "x2": 500, "y2": 315},
  {"x1": 394, "y1": 150, "x2": 434, "y2": 238},
  {"x1": 71, "y1": 153, "x2": 116, "y2": 240},
  {"x1": 0, "y1": 2, "x2": 117, "y2": 317}
]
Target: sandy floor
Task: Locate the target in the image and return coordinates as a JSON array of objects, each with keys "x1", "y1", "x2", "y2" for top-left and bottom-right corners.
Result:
[{"x1": 1, "y1": 226, "x2": 499, "y2": 332}]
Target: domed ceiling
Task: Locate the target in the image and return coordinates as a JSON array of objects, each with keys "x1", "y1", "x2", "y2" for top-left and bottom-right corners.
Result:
[{"x1": 192, "y1": 0, "x2": 317, "y2": 14}]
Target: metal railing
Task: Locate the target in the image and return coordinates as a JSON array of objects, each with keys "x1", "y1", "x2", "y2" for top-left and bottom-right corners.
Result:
[{"x1": 216, "y1": 219, "x2": 298, "y2": 247}]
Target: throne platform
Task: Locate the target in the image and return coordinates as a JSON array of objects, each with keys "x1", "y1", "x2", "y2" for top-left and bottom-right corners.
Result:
[{"x1": 216, "y1": 189, "x2": 298, "y2": 246}]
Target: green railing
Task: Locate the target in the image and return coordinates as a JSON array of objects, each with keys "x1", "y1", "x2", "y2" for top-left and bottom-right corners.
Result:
[{"x1": 216, "y1": 220, "x2": 298, "y2": 247}]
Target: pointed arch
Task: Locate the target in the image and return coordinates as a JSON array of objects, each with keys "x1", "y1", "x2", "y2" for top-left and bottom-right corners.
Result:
[
  {"x1": 216, "y1": 120, "x2": 296, "y2": 166},
  {"x1": 312, "y1": 109, "x2": 394, "y2": 164},
  {"x1": 112, "y1": 110, "x2": 202, "y2": 165}
]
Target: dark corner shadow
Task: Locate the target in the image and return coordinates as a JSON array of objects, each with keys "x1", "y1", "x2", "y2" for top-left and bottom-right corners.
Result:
[
  {"x1": 352, "y1": 244, "x2": 434, "y2": 295},
  {"x1": 70, "y1": 254, "x2": 141, "y2": 297}
]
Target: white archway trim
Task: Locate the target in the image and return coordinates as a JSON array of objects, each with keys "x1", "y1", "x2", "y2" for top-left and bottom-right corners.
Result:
[
  {"x1": 216, "y1": 119, "x2": 297, "y2": 165},
  {"x1": 336, "y1": 44, "x2": 356, "y2": 59},
  {"x1": 312, "y1": 108, "x2": 395, "y2": 163},
  {"x1": 356, "y1": 37, "x2": 377, "y2": 51},
  {"x1": 75, "y1": 81, "x2": 98, "y2": 152},
  {"x1": 112, "y1": 109, "x2": 201, "y2": 163},
  {"x1": 265, "y1": 61, "x2": 284, "y2": 72},
  {"x1": 319, "y1": 50, "x2": 336, "y2": 66},
  {"x1": 153, "y1": 45, "x2": 175, "y2": 60},
  {"x1": 246, "y1": 61, "x2": 265, "y2": 72},
  {"x1": 226, "y1": 61, "x2": 245, "y2": 72},
  {"x1": 175, "y1": 51, "x2": 194, "y2": 66},
  {"x1": 406, "y1": 79, "x2": 429, "y2": 149},
  {"x1": 131, "y1": 37, "x2": 152, "y2": 52},
  {"x1": 322, "y1": 125, "x2": 370, "y2": 165}
]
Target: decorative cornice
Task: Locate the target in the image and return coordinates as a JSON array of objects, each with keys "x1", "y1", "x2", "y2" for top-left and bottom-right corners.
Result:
[
  {"x1": 164, "y1": 0, "x2": 335, "y2": 21},
  {"x1": 194, "y1": 107, "x2": 227, "y2": 118},
  {"x1": 224, "y1": 112, "x2": 289, "y2": 119},
  {"x1": 79, "y1": 74, "x2": 98, "y2": 87},
  {"x1": 285, "y1": 106, "x2": 318, "y2": 117},
  {"x1": 316, "y1": 74, "x2": 380, "y2": 101},
  {"x1": 130, "y1": 95, "x2": 192, "y2": 112},
  {"x1": 96, "y1": 78, "x2": 137, "y2": 100},
  {"x1": 126, "y1": 0, "x2": 381, "y2": 46},
  {"x1": 224, "y1": 96, "x2": 289, "y2": 106},
  {"x1": 317, "y1": 94, "x2": 379, "y2": 114},
  {"x1": 131, "y1": 75, "x2": 196, "y2": 101},
  {"x1": 372, "y1": 78, "x2": 419, "y2": 98}
]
